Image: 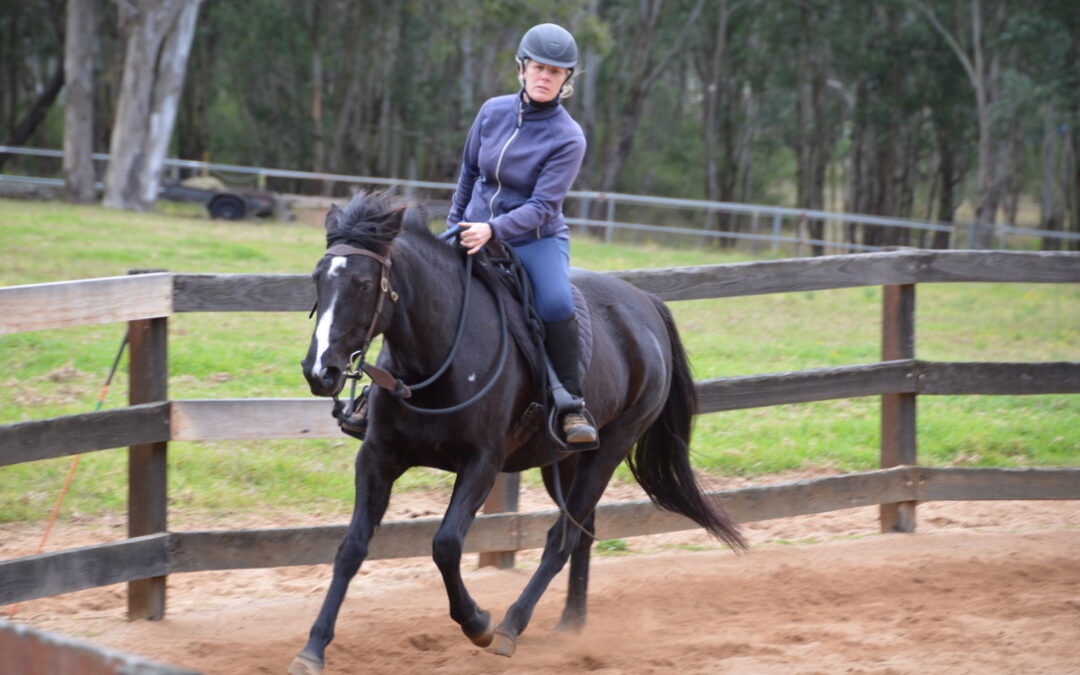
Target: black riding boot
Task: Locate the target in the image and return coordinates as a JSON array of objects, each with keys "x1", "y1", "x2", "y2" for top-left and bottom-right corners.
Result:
[{"x1": 544, "y1": 316, "x2": 598, "y2": 446}]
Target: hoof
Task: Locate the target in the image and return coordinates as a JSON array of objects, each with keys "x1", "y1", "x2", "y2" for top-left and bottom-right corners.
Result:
[
  {"x1": 288, "y1": 650, "x2": 323, "y2": 675},
  {"x1": 553, "y1": 618, "x2": 584, "y2": 634},
  {"x1": 489, "y1": 629, "x2": 517, "y2": 658},
  {"x1": 464, "y1": 610, "x2": 494, "y2": 648}
]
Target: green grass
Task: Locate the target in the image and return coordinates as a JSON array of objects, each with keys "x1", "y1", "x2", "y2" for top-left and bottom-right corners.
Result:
[
  {"x1": 594, "y1": 538, "x2": 634, "y2": 555},
  {"x1": 1, "y1": 198, "x2": 1077, "y2": 524}
]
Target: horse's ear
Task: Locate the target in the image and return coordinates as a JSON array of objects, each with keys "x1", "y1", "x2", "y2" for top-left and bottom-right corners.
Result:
[
  {"x1": 324, "y1": 203, "x2": 342, "y2": 232},
  {"x1": 381, "y1": 205, "x2": 408, "y2": 236}
]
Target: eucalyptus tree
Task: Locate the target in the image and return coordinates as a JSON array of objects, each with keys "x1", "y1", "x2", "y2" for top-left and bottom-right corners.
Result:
[
  {"x1": 915, "y1": 0, "x2": 1012, "y2": 248},
  {"x1": 102, "y1": 0, "x2": 203, "y2": 212},
  {"x1": 584, "y1": 0, "x2": 706, "y2": 196},
  {"x1": 63, "y1": 0, "x2": 98, "y2": 202},
  {"x1": 0, "y1": 0, "x2": 65, "y2": 170},
  {"x1": 690, "y1": 0, "x2": 761, "y2": 237}
]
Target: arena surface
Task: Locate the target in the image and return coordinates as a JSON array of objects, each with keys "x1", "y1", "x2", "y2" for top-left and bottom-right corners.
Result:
[{"x1": 4, "y1": 481, "x2": 1078, "y2": 674}]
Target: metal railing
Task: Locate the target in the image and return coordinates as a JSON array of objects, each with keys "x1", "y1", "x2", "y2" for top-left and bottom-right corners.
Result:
[{"x1": 4, "y1": 145, "x2": 1077, "y2": 254}]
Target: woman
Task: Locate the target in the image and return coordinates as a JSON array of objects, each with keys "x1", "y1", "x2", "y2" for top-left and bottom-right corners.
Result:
[{"x1": 448, "y1": 22, "x2": 597, "y2": 446}]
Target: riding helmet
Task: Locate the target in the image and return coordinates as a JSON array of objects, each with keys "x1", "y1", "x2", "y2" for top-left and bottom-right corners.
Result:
[{"x1": 517, "y1": 23, "x2": 578, "y2": 69}]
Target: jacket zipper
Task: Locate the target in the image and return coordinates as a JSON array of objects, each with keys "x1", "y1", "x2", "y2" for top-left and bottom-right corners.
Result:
[{"x1": 487, "y1": 100, "x2": 525, "y2": 223}]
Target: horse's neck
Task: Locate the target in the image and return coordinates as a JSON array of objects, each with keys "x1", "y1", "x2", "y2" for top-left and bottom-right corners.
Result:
[{"x1": 382, "y1": 240, "x2": 464, "y2": 373}]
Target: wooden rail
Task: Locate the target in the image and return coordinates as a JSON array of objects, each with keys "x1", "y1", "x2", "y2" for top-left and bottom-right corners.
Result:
[
  {"x1": 1, "y1": 249, "x2": 1077, "y2": 617},
  {"x1": 3, "y1": 361, "x2": 1077, "y2": 461},
  {"x1": 0, "y1": 618, "x2": 197, "y2": 675},
  {"x1": 2, "y1": 467, "x2": 1077, "y2": 606}
]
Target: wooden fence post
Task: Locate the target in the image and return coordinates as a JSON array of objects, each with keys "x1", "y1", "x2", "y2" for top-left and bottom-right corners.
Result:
[
  {"x1": 127, "y1": 270, "x2": 169, "y2": 620},
  {"x1": 477, "y1": 473, "x2": 519, "y2": 569},
  {"x1": 880, "y1": 283, "x2": 916, "y2": 533}
]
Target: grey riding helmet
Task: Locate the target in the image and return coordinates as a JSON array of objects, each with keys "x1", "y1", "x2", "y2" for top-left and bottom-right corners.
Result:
[{"x1": 517, "y1": 23, "x2": 578, "y2": 69}]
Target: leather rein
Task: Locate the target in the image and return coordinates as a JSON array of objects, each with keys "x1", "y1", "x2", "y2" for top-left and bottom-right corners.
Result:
[{"x1": 316, "y1": 234, "x2": 509, "y2": 416}]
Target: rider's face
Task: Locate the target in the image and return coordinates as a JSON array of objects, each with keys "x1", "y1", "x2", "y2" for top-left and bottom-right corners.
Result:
[{"x1": 521, "y1": 60, "x2": 569, "y2": 103}]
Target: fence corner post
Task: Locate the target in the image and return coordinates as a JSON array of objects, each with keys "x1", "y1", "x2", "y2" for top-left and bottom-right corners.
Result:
[
  {"x1": 880, "y1": 283, "x2": 917, "y2": 533},
  {"x1": 478, "y1": 472, "x2": 520, "y2": 569},
  {"x1": 126, "y1": 269, "x2": 169, "y2": 620}
]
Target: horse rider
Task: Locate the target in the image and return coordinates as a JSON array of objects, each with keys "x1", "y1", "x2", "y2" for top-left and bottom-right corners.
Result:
[{"x1": 448, "y1": 22, "x2": 598, "y2": 447}]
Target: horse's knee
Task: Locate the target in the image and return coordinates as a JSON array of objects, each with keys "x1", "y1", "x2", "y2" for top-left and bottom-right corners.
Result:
[
  {"x1": 431, "y1": 529, "x2": 463, "y2": 570},
  {"x1": 334, "y1": 536, "x2": 368, "y2": 576}
]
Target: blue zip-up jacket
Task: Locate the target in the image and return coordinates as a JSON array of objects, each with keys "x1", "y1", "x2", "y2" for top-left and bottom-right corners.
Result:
[{"x1": 447, "y1": 93, "x2": 586, "y2": 245}]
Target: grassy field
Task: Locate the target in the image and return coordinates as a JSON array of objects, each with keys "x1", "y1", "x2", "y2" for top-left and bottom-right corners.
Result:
[{"x1": 1, "y1": 199, "x2": 1077, "y2": 524}]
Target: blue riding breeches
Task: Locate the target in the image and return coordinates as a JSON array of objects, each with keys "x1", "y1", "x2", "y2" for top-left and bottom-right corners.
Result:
[{"x1": 511, "y1": 236, "x2": 574, "y2": 323}]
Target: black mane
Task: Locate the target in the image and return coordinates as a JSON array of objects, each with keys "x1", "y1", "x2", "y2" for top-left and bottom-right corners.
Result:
[{"x1": 326, "y1": 191, "x2": 445, "y2": 259}]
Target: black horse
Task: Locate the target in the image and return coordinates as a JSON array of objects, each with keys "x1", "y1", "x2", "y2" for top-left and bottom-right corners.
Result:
[{"x1": 291, "y1": 192, "x2": 744, "y2": 674}]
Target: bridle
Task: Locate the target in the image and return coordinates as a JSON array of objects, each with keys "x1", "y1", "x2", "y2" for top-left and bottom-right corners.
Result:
[
  {"x1": 313, "y1": 232, "x2": 509, "y2": 417},
  {"x1": 314, "y1": 243, "x2": 406, "y2": 395}
]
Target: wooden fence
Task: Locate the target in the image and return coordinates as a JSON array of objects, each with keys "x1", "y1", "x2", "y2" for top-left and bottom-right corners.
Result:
[
  {"x1": 0, "y1": 618, "x2": 196, "y2": 675},
  {"x1": 1, "y1": 249, "x2": 1078, "y2": 621}
]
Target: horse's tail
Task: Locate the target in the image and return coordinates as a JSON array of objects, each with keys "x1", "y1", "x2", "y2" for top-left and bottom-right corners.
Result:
[{"x1": 626, "y1": 297, "x2": 747, "y2": 552}]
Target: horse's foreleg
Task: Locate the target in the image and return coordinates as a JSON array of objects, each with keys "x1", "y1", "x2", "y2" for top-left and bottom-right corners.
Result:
[
  {"x1": 492, "y1": 446, "x2": 624, "y2": 657},
  {"x1": 432, "y1": 457, "x2": 501, "y2": 647},
  {"x1": 291, "y1": 446, "x2": 402, "y2": 675}
]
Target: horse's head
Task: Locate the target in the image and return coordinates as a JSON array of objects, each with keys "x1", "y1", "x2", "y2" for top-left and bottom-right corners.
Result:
[{"x1": 301, "y1": 194, "x2": 406, "y2": 397}]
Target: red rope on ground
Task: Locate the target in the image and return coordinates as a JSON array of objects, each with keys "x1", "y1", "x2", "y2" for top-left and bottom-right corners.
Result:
[{"x1": 8, "y1": 335, "x2": 127, "y2": 619}]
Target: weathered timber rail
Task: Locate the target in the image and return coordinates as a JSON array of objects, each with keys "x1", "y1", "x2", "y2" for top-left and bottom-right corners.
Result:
[
  {"x1": 0, "y1": 618, "x2": 196, "y2": 674},
  {"x1": 1, "y1": 249, "x2": 1078, "y2": 617}
]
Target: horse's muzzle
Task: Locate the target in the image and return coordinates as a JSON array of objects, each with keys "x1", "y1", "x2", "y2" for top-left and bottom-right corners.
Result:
[{"x1": 302, "y1": 360, "x2": 345, "y2": 397}]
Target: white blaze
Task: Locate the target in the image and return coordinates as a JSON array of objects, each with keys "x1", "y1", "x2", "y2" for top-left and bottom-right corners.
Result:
[
  {"x1": 311, "y1": 295, "x2": 338, "y2": 377},
  {"x1": 328, "y1": 256, "x2": 348, "y2": 277},
  {"x1": 312, "y1": 257, "x2": 348, "y2": 376}
]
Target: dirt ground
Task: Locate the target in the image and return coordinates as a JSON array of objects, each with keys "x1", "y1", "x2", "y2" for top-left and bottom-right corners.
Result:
[{"x1": 3, "y1": 477, "x2": 1079, "y2": 674}]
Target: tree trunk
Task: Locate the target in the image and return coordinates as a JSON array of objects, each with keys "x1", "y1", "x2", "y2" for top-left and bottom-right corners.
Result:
[
  {"x1": 1069, "y1": 104, "x2": 1080, "y2": 250},
  {"x1": 933, "y1": 128, "x2": 960, "y2": 249},
  {"x1": 177, "y1": 5, "x2": 212, "y2": 167},
  {"x1": 0, "y1": 66, "x2": 64, "y2": 171},
  {"x1": 596, "y1": 0, "x2": 705, "y2": 195},
  {"x1": 307, "y1": 1, "x2": 326, "y2": 192},
  {"x1": 969, "y1": 0, "x2": 1004, "y2": 248},
  {"x1": 63, "y1": 0, "x2": 98, "y2": 202},
  {"x1": 103, "y1": 0, "x2": 202, "y2": 212},
  {"x1": 794, "y1": 2, "x2": 833, "y2": 256},
  {"x1": 918, "y1": 0, "x2": 1005, "y2": 249},
  {"x1": 1038, "y1": 108, "x2": 1065, "y2": 250}
]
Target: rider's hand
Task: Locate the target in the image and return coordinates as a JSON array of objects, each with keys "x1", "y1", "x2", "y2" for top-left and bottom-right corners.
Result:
[{"x1": 459, "y1": 222, "x2": 492, "y2": 255}]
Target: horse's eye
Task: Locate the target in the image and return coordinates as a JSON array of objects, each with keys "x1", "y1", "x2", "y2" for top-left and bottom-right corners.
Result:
[{"x1": 357, "y1": 279, "x2": 373, "y2": 292}]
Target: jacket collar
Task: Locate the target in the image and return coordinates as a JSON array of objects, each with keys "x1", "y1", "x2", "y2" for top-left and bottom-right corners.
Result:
[{"x1": 518, "y1": 90, "x2": 564, "y2": 121}]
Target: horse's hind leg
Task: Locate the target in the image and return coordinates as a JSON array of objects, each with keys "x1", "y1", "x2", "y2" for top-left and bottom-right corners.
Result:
[
  {"x1": 555, "y1": 510, "x2": 595, "y2": 633},
  {"x1": 432, "y1": 456, "x2": 502, "y2": 647},
  {"x1": 290, "y1": 445, "x2": 403, "y2": 675},
  {"x1": 492, "y1": 438, "x2": 628, "y2": 657},
  {"x1": 540, "y1": 461, "x2": 594, "y2": 634}
]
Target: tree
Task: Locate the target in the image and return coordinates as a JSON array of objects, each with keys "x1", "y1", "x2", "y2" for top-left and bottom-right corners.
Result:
[
  {"x1": 692, "y1": 0, "x2": 757, "y2": 239},
  {"x1": 63, "y1": 0, "x2": 97, "y2": 202},
  {"x1": 102, "y1": 0, "x2": 202, "y2": 212},
  {"x1": 789, "y1": 1, "x2": 842, "y2": 256},
  {"x1": 916, "y1": 0, "x2": 1009, "y2": 248},
  {"x1": 588, "y1": 0, "x2": 705, "y2": 194},
  {"x1": 0, "y1": 0, "x2": 66, "y2": 171}
]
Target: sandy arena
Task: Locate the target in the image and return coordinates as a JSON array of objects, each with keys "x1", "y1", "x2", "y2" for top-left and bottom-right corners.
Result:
[{"x1": 3, "y1": 480, "x2": 1078, "y2": 674}]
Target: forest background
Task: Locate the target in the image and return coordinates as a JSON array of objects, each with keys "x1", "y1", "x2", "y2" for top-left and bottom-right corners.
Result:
[{"x1": 1, "y1": 0, "x2": 1078, "y2": 250}]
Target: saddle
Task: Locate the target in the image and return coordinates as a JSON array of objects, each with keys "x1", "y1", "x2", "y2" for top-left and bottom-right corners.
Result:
[{"x1": 471, "y1": 240, "x2": 597, "y2": 451}]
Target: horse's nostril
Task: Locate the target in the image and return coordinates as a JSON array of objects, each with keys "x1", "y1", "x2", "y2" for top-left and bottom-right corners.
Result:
[{"x1": 320, "y1": 366, "x2": 341, "y2": 390}]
